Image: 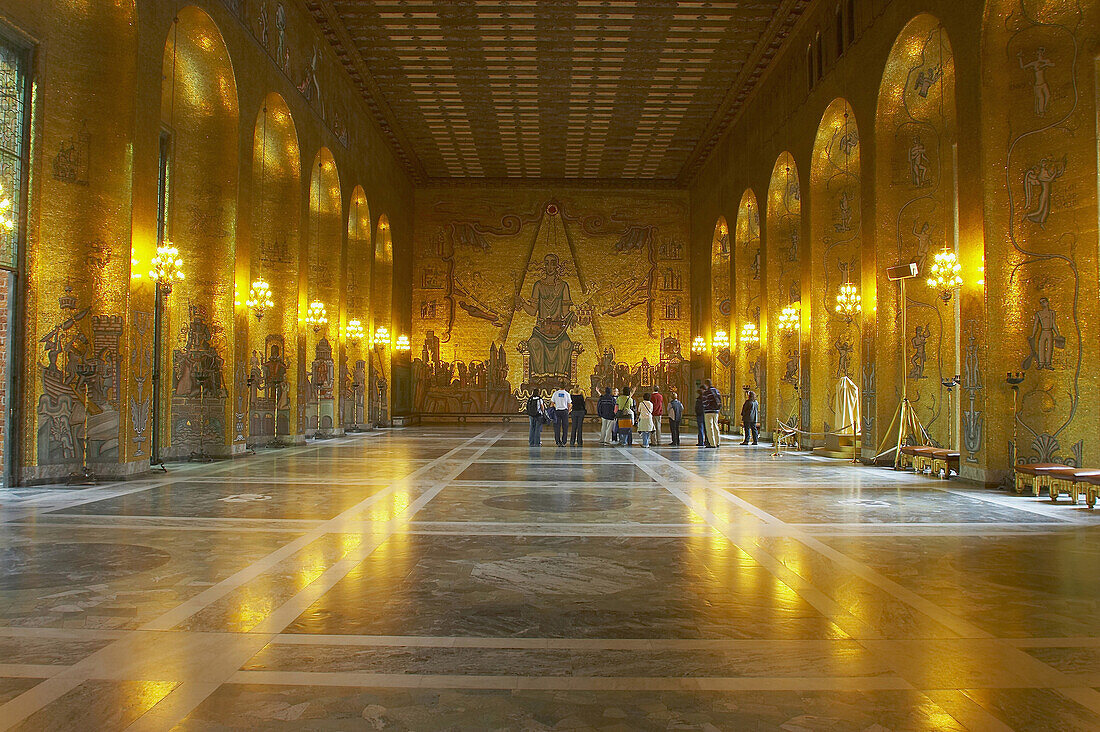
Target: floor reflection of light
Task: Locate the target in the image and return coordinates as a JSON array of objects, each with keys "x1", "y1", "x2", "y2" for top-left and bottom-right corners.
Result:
[
  {"x1": 231, "y1": 590, "x2": 274, "y2": 632},
  {"x1": 131, "y1": 680, "x2": 178, "y2": 714}
]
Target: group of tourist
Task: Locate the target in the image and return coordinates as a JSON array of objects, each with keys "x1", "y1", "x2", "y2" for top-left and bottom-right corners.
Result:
[{"x1": 525, "y1": 380, "x2": 760, "y2": 448}]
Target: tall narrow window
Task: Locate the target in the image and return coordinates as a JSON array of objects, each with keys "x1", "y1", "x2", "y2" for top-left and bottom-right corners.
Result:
[
  {"x1": 0, "y1": 34, "x2": 29, "y2": 487},
  {"x1": 836, "y1": 7, "x2": 845, "y2": 54},
  {"x1": 156, "y1": 128, "x2": 172, "y2": 245},
  {"x1": 815, "y1": 32, "x2": 824, "y2": 79},
  {"x1": 847, "y1": 0, "x2": 857, "y2": 44},
  {"x1": 807, "y1": 44, "x2": 815, "y2": 91}
]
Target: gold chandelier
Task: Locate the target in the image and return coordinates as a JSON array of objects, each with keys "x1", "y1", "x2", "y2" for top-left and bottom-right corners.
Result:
[
  {"x1": 150, "y1": 243, "x2": 185, "y2": 294},
  {"x1": 691, "y1": 336, "x2": 708, "y2": 355},
  {"x1": 0, "y1": 182, "x2": 13, "y2": 232},
  {"x1": 927, "y1": 247, "x2": 963, "y2": 303},
  {"x1": 778, "y1": 304, "x2": 800, "y2": 332},
  {"x1": 739, "y1": 322, "x2": 760, "y2": 347},
  {"x1": 246, "y1": 278, "x2": 273, "y2": 320},
  {"x1": 304, "y1": 300, "x2": 328, "y2": 332},
  {"x1": 835, "y1": 282, "x2": 860, "y2": 323},
  {"x1": 345, "y1": 319, "x2": 365, "y2": 342}
]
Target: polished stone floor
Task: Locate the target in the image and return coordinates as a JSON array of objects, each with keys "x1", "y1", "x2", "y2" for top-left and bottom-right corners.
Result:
[{"x1": 2, "y1": 426, "x2": 1100, "y2": 730}]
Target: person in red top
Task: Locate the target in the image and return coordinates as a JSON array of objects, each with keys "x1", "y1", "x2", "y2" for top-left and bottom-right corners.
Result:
[{"x1": 650, "y1": 386, "x2": 665, "y2": 446}]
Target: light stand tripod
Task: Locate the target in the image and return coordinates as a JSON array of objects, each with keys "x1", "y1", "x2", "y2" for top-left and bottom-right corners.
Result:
[
  {"x1": 189, "y1": 366, "x2": 213, "y2": 462},
  {"x1": 941, "y1": 375, "x2": 960, "y2": 451},
  {"x1": 266, "y1": 380, "x2": 289, "y2": 449},
  {"x1": 874, "y1": 266, "x2": 931, "y2": 468},
  {"x1": 243, "y1": 372, "x2": 256, "y2": 455},
  {"x1": 67, "y1": 363, "x2": 99, "y2": 485}
]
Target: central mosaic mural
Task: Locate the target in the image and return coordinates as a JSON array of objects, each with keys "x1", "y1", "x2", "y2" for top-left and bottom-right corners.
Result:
[{"x1": 412, "y1": 189, "x2": 691, "y2": 416}]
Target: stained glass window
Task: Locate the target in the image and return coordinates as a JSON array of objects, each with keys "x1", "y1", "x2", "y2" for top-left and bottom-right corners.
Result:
[{"x1": 0, "y1": 39, "x2": 26, "y2": 270}]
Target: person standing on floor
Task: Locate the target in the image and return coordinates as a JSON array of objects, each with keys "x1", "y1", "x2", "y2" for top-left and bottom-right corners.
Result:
[
  {"x1": 616, "y1": 386, "x2": 635, "y2": 446},
  {"x1": 526, "y1": 390, "x2": 546, "y2": 446},
  {"x1": 702, "y1": 379, "x2": 722, "y2": 448},
  {"x1": 597, "y1": 387, "x2": 617, "y2": 445},
  {"x1": 551, "y1": 383, "x2": 572, "y2": 446},
  {"x1": 570, "y1": 387, "x2": 587, "y2": 446},
  {"x1": 650, "y1": 386, "x2": 664, "y2": 446},
  {"x1": 637, "y1": 393, "x2": 655, "y2": 448},
  {"x1": 695, "y1": 386, "x2": 706, "y2": 446},
  {"x1": 741, "y1": 390, "x2": 760, "y2": 445},
  {"x1": 610, "y1": 387, "x2": 620, "y2": 443},
  {"x1": 667, "y1": 391, "x2": 684, "y2": 447}
]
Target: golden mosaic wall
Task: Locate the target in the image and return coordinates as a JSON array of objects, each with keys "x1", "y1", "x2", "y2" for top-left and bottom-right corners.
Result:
[
  {"x1": 6, "y1": 0, "x2": 413, "y2": 482},
  {"x1": 764, "y1": 153, "x2": 802, "y2": 434},
  {"x1": 981, "y1": 0, "x2": 1100, "y2": 473},
  {"x1": 734, "y1": 190, "x2": 763, "y2": 420},
  {"x1": 411, "y1": 187, "x2": 691, "y2": 416},
  {"x1": 872, "y1": 15, "x2": 959, "y2": 454},
  {"x1": 809, "y1": 97, "x2": 863, "y2": 443},
  {"x1": 709, "y1": 218, "x2": 731, "y2": 401}
]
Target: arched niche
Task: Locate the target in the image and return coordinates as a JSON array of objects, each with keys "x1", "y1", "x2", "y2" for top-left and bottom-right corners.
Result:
[
  {"x1": 809, "y1": 98, "x2": 862, "y2": 446},
  {"x1": 247, "y1": 92, "x2": 299, "y2": 441},
  {"x1": 874, "y1": 14, "x2": 958, "y2": 453},
  {"x1": 370, "y1": 215, "x2": 394, "y2": 425},
  {"x1": 735, "y1": 190, "x2": 763, "y2": 423},
  {"x1": 343, "y1": 186, "x2": 372, "y2": 429},
  {"x1": 979, "y1": 0, "x2": 1100, "y2": 471},
  {"x1": 710, "y1": 217, "x2": 732, "y2": 396},
  {"x1": 765, "y1": 152, "x2": 803, "y2": 434},
  {"x1": 160, "y1": 6, "x2": 239, "y2": 457},
  {"x1": 304, "y1": 147, "x2": 341, "y2": 433}
]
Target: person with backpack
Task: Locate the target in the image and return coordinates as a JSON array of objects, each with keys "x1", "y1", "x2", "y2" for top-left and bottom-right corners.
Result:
[
  {"x1": 597, "y1": 387, "x2": 617, "y2": 445},
  {"x1": 526, "y1": 390, "x2": 546, "y2": 446},
  {"x1": 740, "y1": 390, "x2": 760, "y2": 445},
  {"x1": 616, "y1": 386, "x2": 635, "y2": 446},
  {"x1": 702, "y1": 379, "x2": 722, "y2": 448}
]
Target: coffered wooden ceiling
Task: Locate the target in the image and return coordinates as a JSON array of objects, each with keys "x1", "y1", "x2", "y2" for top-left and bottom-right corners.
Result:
[{"x1": 307, "y1": 0, "x2": 809, "y2": 183}]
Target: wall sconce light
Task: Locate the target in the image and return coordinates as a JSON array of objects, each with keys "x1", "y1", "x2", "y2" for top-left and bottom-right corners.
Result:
[
  {"x1": 740, "y1": 322, "x2": 760, "y2": 348},
  {"x1": 150, "y1": 242, "x2": 185, "y2": 296},
  {"x1": 394, "y1": 334, "x2": 411, "y2": 353},
  {"x1": 691, "y1": 336, "x2": 708, "y2": 355},
  {"x1": 713, "y1": 330, "x2": 730, "y2": 351},
  {"x1": 304, "y1": 300, "x2": 328, "y2": 333},
  {"x1": 345, "y1": 319, "x2": 365, "y2": 342},
  {"x1": 835, "y1": 281, "x2": 861, "y2": 323},
  {"x1": 778, "y1": 304, "x2": 800, "y2": 332},
  {"x1": 927, "y1": 247, "x2": 963, "y2": 303},
  {"x1": 372, "y1": 325, "x2": 390, "y2": 350},
  {"x1": 246, "y1": 278, "x2": 273, "y2": 321}
]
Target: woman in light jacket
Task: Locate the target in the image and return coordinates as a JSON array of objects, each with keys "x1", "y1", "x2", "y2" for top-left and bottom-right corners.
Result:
[{"x1": 637, "y1": 393, "x2": 656, "y2": 448}]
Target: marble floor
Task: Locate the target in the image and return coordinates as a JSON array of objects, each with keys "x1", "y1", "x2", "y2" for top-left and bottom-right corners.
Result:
[{"x1": 2, "y1": 426, "x2": 1100, "y2": 730}]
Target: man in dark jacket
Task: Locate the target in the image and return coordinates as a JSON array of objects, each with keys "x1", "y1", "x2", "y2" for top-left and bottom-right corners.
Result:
[
  {"x1": 569, "y1": 389, "x2": 587, "y2": 446},
  {"x1": 740, "y1": 390, "x2": 760, "y2": 445},
  {"x1": 702, "y1": 379, "x2": 722, "y2": 448},
  {"x1": 695, "y1": 387, "x2": 706, "y2": 446},
  {"x1": 667, "y1": 391, "x2": 684, "y2": 446},
  {"x1": 597, "y1": 388, "x2": 617, "y2": 445}
]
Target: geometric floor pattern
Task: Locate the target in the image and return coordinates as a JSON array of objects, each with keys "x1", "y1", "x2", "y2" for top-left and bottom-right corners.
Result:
[{"x1": 2, "y1": 425, "x2": 1100, "y2": 730}]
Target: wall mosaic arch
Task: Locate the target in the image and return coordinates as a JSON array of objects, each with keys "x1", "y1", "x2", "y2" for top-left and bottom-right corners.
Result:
[
  {"x1": 734, "y1": 189, "x2": 763, "y2": 423},
  {"x1": 809, "y1": 97, "x2": 862, "y2": 445},
  {"x1": 710, "y1": 216, "x2": 731, "y2": 403},
  {"x1": 410, "y1": 190, "x2": 690, "y2": 418},
  {"x1": 159, "y1": 6, "x2": 239, "y2": 459},
  {"x1": 981, "y1": 0, "x2": 1100, "y2": 474},
  {"x1": 247, "y1": 92, "x2": 300, "y2": 444},
  {"x1": 343, "y1": 185, "x2": 371, "y2": 430},
  {"x1": 873, "y1": 14, "x2": 959, "y2": 455},
  {"x1": 302, "y1": 147, "x2": 341, "y2": 434},
  {"x1": 765, "y1": 152, "x2": 803, "y2": 435},
  {"x1": 371, "y1": 214, "x2": 393, "y2": 425}
]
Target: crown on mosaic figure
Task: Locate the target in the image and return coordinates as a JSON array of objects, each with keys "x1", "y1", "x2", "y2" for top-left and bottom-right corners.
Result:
[{"x1": 59, "y1": 286, "x2": 78, "y2": 311}]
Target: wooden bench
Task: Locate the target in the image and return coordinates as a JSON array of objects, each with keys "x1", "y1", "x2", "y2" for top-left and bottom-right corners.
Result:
[
  {"x1": 1073, "y1": 472, "x2": 1100, "y2": 508},
  {"x1": 1038, "y1": 467, "x2": 1100, "y2": 505},
  {"x1": 899, "y1": 445, "x2": 937, "y2": 473},
  {"x1": 930, "y1": 449, "x2": 961, "y2": 479},
  {"x1": 1013, "y1": 463, "x2": 1071, "y2": 497}
]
